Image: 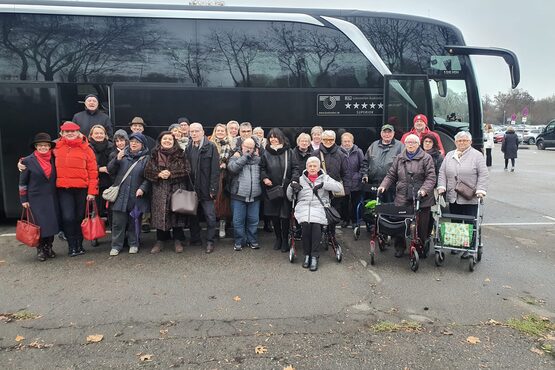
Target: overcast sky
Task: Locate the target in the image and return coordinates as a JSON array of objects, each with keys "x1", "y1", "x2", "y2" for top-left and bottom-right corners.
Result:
[{"x1": 223, "y1": 0, "x2": 553, "y2": 100}]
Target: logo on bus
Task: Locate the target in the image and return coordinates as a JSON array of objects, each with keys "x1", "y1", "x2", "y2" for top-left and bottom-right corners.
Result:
[{"x1": 317, "y1": 94, "x2": 383, "y2": 117}]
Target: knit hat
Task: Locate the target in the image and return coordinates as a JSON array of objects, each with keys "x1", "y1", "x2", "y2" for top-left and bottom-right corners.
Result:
[
  {"x1": 129, "y1": 116, "x2": 146, "y2": 127},
  {"x1": 84, "y1": 94, "x2": 99, "y2": 102},
  {"x1": 129, "y1": 132, "x2": 147, "y2": 147},
  {"x1": 113, "y1": 129, "x2": 129, "y2": 141},
  {"x1": 413, "y1": 114, "x2": 428, "y2": 125},
  {"x1": 30, "y1": 132, "x2": 56, "y2": 150},
  {"x1": 60, "y1": 121, "x2": 81, "y2": 131},
  {"x1": 177, "y1": 117, "x2": 189, "y2": 124},
  {"x1": 168, "y1": 123, "x2": 180, "y2": 131}
]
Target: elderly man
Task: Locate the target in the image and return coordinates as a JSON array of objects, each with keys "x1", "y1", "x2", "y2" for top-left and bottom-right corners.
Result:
[
  {"x1": 128, "y1": 116, "x2": 156, "y2": 151},
  {"x1": 362, "y1": 124, "x2": 404, "y2": 203},
  {"x1": 227, "y1": 137, "x2": 262, "y2": 251},
  {"x1": 232, "y1": 122, "x2": 262, "y2": 155},
  {"x1": 72, "y1": 94, "x2": 113, "y2": 138},
  {"x1": 186, "y1": 123, "x2": 220, "y2": 253},
  {"x1": 177, "y1": 117, "x2": 190, "y2": 138},
  {"x1": 401, "y1": 114, "x2": 445, "y2": 155}
]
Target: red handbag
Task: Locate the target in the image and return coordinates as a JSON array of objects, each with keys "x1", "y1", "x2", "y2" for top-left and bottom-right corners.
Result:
[
  {"x1": 81, "y1": 200, "x2": 106, "y2": 241},
  {"x1": 16, "y1": 207, "x2": 41, "y2": 248}
]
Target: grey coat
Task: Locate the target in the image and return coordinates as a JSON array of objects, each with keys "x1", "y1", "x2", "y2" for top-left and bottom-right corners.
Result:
[
  {"x1": 107, "y1": 148, "x2": 150, "y2": 213},
  {"x1": 227, "y1": 153, "x2": 262, "y2": 202},
  {"x1": 380, "y1": 149, "x2": 437, "y2": 208},
  {"x1": 438, "y1": 147, "x2": 489, "y2": 205},
  {"x1": 286, "y1": 170, "x2": 343, "y2": 225},
  {"x1": 362, "y1": 139, "x2": 404, "y2": 185}
]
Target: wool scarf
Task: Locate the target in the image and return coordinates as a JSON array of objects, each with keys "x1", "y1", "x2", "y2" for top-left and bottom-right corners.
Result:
[{"x1": 34, "y1": 150, "x2": 52, "y2": 179}]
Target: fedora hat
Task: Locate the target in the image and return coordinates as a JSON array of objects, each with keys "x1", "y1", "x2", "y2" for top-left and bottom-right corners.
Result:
[
  {"x1": 30, "y1": 132, "x2": 56, "y2": 150},
  {"x1": 129, "y1": 116, "x2": 146, "y2": 127}
]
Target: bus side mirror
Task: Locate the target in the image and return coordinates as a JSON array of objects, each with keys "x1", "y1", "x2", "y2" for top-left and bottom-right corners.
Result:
[{"x1": 436, "y1": 79, "x2": 447, "y2": 98}]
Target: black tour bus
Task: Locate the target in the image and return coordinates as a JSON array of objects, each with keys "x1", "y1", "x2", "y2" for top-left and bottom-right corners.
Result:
[{"x1": 0, "y1": 1, "x2": 519, "y2": 217}]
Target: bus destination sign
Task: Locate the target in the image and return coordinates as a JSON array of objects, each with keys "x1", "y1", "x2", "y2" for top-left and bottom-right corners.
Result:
[{"x1": 317, "y1": 94, "x2": 384, "y2": 116}]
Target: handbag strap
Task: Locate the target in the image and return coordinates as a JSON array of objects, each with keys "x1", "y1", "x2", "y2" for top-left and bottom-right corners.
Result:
[
  {"x1": 319, "y1": 152, "x2": 327, "y2": 173},
  {"x1": 21, "y1": 207, "x2": 36, "y2": 224},
  {"x1": 281, "y1": 150, "x2": 288, "y2": 186},
  {"x1": 85, "y1": 199, "x2": 99, "y2": 218},
  {"x1": 307, "y1": 181, "x2": 328, "y2": 208},
  {"x1": 117, "y1": 155, "x2": 146, "y2": 186}
]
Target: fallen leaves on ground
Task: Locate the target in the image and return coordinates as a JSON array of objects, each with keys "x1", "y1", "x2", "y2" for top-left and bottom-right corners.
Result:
[
  {"x1": 441, "y1": 330, "x2": 454, "y2": 336},
  {"x1": 466, "y1": 336, "x2": 481, "y2": 344},
  {"x1": 254, "y1": 345, "x2": 267, "y2": 354},
  {"x1": 84, "y1": 260, "x2": 95, "y2": 267},
  {"x1": 27, "y1": 340, "x2": 52, "y2": 349},
  {"x1": 86, "y1": 334, "x2": 104, "y2": 343},
  {"x1": 0, "y1": 260, "x2": 6, "y2": 265},
  {"x1": 233, "y1": 296, "x2": 241, "y2": 302},
  {"x1": 15, "y1": 335, "x2": 25, "y2": 342},
  {"x1": 530, "y1": 347, "x2": 544, "y2": 356},
  {"x1": 139, "y1": 354, "x2": 153, "y2": 362},
  {"x1": 486, "y1": 319, "x2": 502, "y2": 326},
  {"x1": 160, "y1": 329, "x2": 169, "y2": 335},
  {"x1": 283, "y1": 366, "x2": 295, "y2": 370},
  {"x1": 0, "y1": 311, "x2": 41, "y2": 322}
]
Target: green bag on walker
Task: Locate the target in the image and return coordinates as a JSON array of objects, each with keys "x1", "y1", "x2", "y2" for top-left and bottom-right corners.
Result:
[{"x1": 440, "y1": 222, "x2": 473, "y2": 247}]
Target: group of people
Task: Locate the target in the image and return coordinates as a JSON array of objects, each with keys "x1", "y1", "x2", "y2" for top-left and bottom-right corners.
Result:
[{"x1": 18, "y1": 97, "x2": 489, "y2": 271}]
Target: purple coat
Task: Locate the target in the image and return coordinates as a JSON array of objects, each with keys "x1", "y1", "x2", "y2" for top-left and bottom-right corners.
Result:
[{"x1": 340, "y1": 145, "x2": 364, "y2": 194}]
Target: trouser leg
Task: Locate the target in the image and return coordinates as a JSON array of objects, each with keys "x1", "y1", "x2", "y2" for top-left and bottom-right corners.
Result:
[
  {"x1": 301, "y1": 222, "x2": 312, "y2": 256},
  {"x1": 245, "y1": 200, "x2": 260, "y2": 244},
  {"x1": 111, "y1": 211, "x2": 127, "y2": 251},
  {"x1": 172, "y1": 227, "x2": 185, "y2": 241},
  {"x1": 232, "y1": 199, "x2": 246, "y2": 246},
  {"x1": 417, "y1": 207, "x2": 430, "y2": 246},
  {"x1": 201, "y1": 200, "x2": 217, "y2": 244},
  {"x1": 309, "y1": 223, "x2": 322, "y2": 258},
  {"x1": 156, "y1": 229, "x2": 171, "y2": 241}
]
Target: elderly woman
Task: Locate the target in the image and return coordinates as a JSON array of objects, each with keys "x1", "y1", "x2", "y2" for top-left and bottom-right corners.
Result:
[
  {"x1": 378, "y1": 134, "x2": 436, "y2": 258},
  {"x1": 19, "y1": 133, "x2": 60, "y2": 261},
  {"x1": 310, "y1": 125, "x2": 323, "y2": 151},
  {"x1": 339, "y1": 132, "x2": 364, "y2": 228},
  {"x1": 169, "y1": 123, "x2": 189, "y2": 150},
  {"x1": 144, "y1": 131, "x2": 191, "y2": 254},
  {"x1": 210, "y1": 123, "x2": 233, "y2": 238},
  {"x1": 253, "y1": 127, "x2": 267, "y2": 148},
  {"x1": 438, "y1": 131, "x2": 488, "y2": 214},
  {"x1": 287, "y1": 156, "x2": 343, "y2": 271},
  {"x1": 422, "y1": 133, "x2": 444, "y2": 181},
  {"x1": 291, "y1": 133, "x2": 315, "y2": 184},
  {"x1": 501, "y1": 126, "x2": 519, "y2": 172},
  {"x1": 107, "y1": 132, "x2": 150, "y2": 256},
  {"x1": 260, "y1": 128, "x2": 293, "y2": 252}
]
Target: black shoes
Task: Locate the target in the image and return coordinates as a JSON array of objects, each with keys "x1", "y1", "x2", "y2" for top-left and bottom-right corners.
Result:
[
  {"x1": 309, "y1": 257, "x2": 319, "y2": 272},
  {"x1": 273, "y1": 238, "x2": 282, "y2": 250},
  {"x1": 394, "y1": 250, "x2": 404, "y2": 258},
  {"x1": 37, "y1": 247, "x2": 46, "y2": 262},
  {"x1": 302, "y1": 255, "x2": 310, "y2": 268}
]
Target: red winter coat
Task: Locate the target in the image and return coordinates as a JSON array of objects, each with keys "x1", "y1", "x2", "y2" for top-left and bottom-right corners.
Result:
[
  {"x1": 401, "y1": 127, "x2": 445, "y2": 155},
  {"x1": 54, "y1": 136, "x2": 99, "y2": 195}
]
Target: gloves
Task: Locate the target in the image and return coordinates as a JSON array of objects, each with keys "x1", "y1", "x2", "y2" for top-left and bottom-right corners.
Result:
[
  {"x1": 291, "y1": 181, "x2": 303, "y2": 194},
  {"x1": 312, "y1": 182, "x2": 324, "y2": 193}
]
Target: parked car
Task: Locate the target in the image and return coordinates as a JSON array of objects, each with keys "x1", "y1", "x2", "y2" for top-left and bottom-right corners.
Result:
[
  {"x1": 536, "y1": 120, "x2": 555, "y2": 150},
  {"x1": 494, "y1": 131, "x2": 523, "y2": 144},
  {"x1": 523, "y1": 128, "x2": 543, "y2": 145}
]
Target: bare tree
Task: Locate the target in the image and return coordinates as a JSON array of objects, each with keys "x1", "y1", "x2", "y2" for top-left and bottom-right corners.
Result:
[{"x1": 169, "y1": 41, "x2": 211, "y2": 87}]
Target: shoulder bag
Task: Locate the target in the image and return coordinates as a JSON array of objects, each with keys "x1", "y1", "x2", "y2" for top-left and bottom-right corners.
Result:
[
  {"x1": 308, "y1": 181, "x2": 342, "y2": 225},
  {"x1": 81, "y1": 200, "x2": 106, "y2": 240},
  {"x1": 320, "y1": 152, "x2": 345, "y2": 198},
  {"x1": 102, "y1": 156, "x2": 146, "y2": 202},
  {"x1": 266, "y1": 150, "x2": 288, "y2": 200},
  {"x1": 16, "y1": 207, "x2": 40, "y2": 248},
  {"x1": 171, "y1": 175, "x2": 198, "y2": 215},
  {"x1": 454, "y1": 176, "x2": 476, "y2": 200}
]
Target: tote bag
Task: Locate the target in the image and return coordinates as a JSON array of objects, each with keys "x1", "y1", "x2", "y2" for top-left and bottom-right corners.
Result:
[
  {"x1": 81, "y1": 200, "x2": 106, "y2": 240},
  {"x1": 16, "y1": 207, "x2": 40, "y2": 247}
]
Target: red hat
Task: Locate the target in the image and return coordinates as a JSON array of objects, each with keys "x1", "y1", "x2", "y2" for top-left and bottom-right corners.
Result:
[
  {"x1": 60, "y1": 121, "x2": 81, "y2": 131},
  {"x1": 413, "y1": 114, "x2": 428, "y2": 125}
]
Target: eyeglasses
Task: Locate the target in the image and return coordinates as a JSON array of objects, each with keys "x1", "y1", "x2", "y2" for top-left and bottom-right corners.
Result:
[
  {"x1": 456, "y1": 139, "x2": 470, "y2": 142},
  {"x1": 322, "y1": 138, "x2": 335, "y2": 142},
  {"x1": 405, "y1": 141, "x2": 419, "y2": 144}
]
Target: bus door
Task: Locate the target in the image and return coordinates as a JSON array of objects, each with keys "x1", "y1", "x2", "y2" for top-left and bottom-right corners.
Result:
[
  {"x1": 382, "y1": 74, "x2": 436, "y2": 142},
  {"x1": 57, "y1": 83, "x2": 112, "y2": 126},
  {"x1": 0, "y1": 83, "x2": 58, "y2": 217}
]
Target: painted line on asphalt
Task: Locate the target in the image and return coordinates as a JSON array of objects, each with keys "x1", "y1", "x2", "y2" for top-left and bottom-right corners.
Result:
[
  {"x1": 482, "y1": 222, "x2": 555, "y2": 226},
  {"x1": 543, "y1": 215, "x2": 555, "y2": 222},
  {"x1": 0, "y1": 233, "x2": 15, "y2": 237}
]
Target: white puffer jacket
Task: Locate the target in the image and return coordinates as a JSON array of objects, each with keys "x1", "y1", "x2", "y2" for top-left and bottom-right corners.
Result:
[{"x1": 286, "y1": 170, "x2": 343, "y2": 225}]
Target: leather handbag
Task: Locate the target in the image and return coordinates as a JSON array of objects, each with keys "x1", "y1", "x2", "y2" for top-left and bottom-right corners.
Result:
[
  {"x1": 320, "y1": 152, "x2": 345, "y2": 198},
  {"x1": 16, "y1": 207, "x2": 40, "y2": 247},
  {"x1": 309, "y1": 182, "x2": 342, "y2": 225},
  {"x1": 102, "y1": 156, "x2": 146, "y2": 202},
  {"x1": 454, "y1": 176, "x2": 476, "y2": 200},
  {"x1": 266, "y1": 150, "x2": 288, "y2": 201},
  {"x1": 171, "y1": 188, "x2": 198, "y2": 215},
  {"x1": 81, "y1": 200, "x2": 107, "y2": 240}
]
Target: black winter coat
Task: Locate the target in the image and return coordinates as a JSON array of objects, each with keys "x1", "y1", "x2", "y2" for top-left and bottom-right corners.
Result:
[
  {"x1": 19, "y1": 153, "x2": 60, "y2": 237},
  {"x1": 89, "y1": 139, "x2": 114, "y2": 189},
  {"x1": 313, "y1": 144, "x2": 346, "y2": 182},
  {"x1": 107, "y1": 148, "x2": 150, "y2": 213},
  {"x1": 186, "y1": 137, "x2": 220, "y2": 201},
  {"x1": 291, "y1": 146, "x2": 315, "y2": 183},
  {"x1": 260, "y1": 145, "x2": 292, "y2": 218},
  {"x1": 501, "y1": 131, "x2": 519, "y2": 159},
  {"x1": 72, "y1": 109, "x2": 113, "y2": 138}
]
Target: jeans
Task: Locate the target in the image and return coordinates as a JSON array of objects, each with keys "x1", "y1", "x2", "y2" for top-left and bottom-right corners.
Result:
[
  {"x1": 231, "y1": 199, "x2": 260, "y2": 246},
  {"x1": 190, "y1": 199, "x2": 218, "y2": 243},
  {"x1": 111, "y1": 210, "x2": 139, "y2": 251}
]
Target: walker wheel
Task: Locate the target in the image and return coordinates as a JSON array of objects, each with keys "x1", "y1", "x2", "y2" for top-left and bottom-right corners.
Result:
[
  {"x1": 370, "y1": 252, "x2": 375, "y2": 266},
  {"x1": 435, "y1": 251, "x2": 444, "y2": 267},
  {"x1": 477, "y1": 246, "x2": 483, "y2": 262},
  {"x1": 335, "y1": 243, "x2": 343, "y2": 263},
  {"x1": 369, "y1": 240, "x2": 376, "y2": 265},
  {"x1": 289, "y1": 247, "x2": 295, "y2": 263},
  {"x1": 353, "y1": 226, "x2": 360, "y2": 240},
  {"x1": 469, "y1": 256, "x2": 476, "y2": 272},
  {"x1": 410, "y1": 249, "x2": 420, "y2": 272}
]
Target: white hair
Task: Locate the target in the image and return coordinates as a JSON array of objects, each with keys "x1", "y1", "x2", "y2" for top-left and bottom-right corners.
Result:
[
  {"x1": 404, "y1": 134, "x2": 420, "y2": 145},
  {"x1": 322, "y1": 130, "x2": 336, "y2": 140},
  {"x1": 305, "y1": 156, "x2": 321, "y2": 168},
  {"x1": 454, "y1": 131, "x2": 472, "y2": 141},
  {"x1": 297, "y1": 132, "x2": 311, "y2": 144}
]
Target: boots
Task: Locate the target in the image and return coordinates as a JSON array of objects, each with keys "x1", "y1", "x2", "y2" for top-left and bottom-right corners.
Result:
[
  {"x1": 45, "y1": 242, "x2": 56, "y2": 259},
  {"x1": 68, "y1": 239, "x2": 78, "y2": 257},
  {"x1": 36, "y1": 245, "x2": 46, "y2": 262},
  {"x1": 309, "y1": 256, "x2": 319, "y2": 272},
  {"x1": 281, "y1": 235, "x2": 289, "y2": 253},
  {"x1": 273, "y1": 238, "x2": 282, "y2": 250},
  {"x1": 174, "y1": 240, "x2": 184, "y2": 253},
  {"x1": 150, "y1": 240, "x2": 163, "y2": 254},
  {"x1": 302, "y1": 255, "x2": 311, "y2": 268},
  {"x1": 76, "y1": 238, "x2": 86, "y2": 255}
]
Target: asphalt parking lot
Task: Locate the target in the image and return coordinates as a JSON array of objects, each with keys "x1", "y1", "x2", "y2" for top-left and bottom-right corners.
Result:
[{"x1": 0, "y1": 144, "x2": 554, "y2": 369}]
